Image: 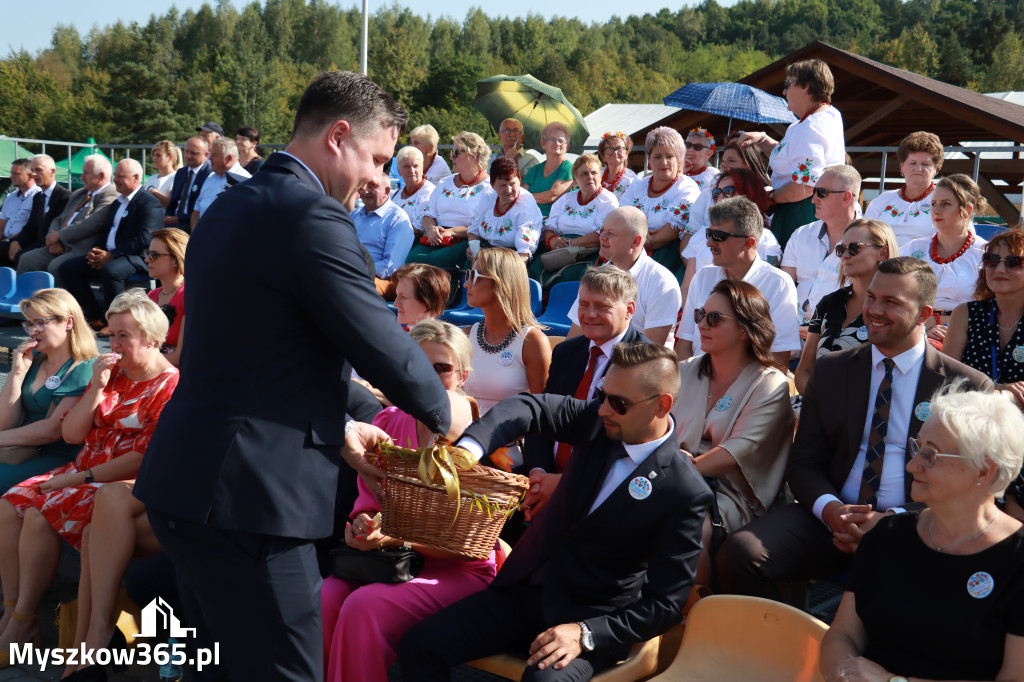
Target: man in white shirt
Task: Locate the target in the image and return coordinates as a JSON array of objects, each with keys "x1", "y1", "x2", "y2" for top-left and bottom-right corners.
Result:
[
  {"x1": 566, "y1": 206, "x2": 681, "y2": 346},
  {"x1": 0, "y1": 159, "x2": 40, "y2": 241},
  {"x1": 352, "y1": 171, "x2": 414, "y2": 297},
  {"x1": 716, "y1": 257, "x2": 992, "y2": 599},
  {"x1": 676, "y1": 197, "x2": 800, "y2": 366},
  {"x1": 782, "y1": 164, "x2": 862, "y2": 322},
  {"x1": 191, "y1": 138, "x2": 252, "y2": 228}
]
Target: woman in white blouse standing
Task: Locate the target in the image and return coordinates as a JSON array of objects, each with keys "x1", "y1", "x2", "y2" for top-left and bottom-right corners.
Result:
[
  {"x1": 904, "y1": 174, "x2": 988, "y2": 346},
  {"x1": 408, "y1": 124, "x2": 451, "y2": 184},
  {"x1": 467, "y1": 157, "x2": 543, "y2": 263},
  {"x1": 865, "y1": 130, "x2": 943, "y2": 248},
  {"x1": 738, "y1": 59, "x2": 846, "y2": 250},
  {"x1": 619, "y1": 126, "x2": 700, "y2": 281},
  {"x1": 598, "y1": 131, "x2": 638, "y2": 200},
  {"x1": 143, "y1": 140, "x2": 181, "y2": 207},
  {"x1": 393, "y1": 146, "x2": 435, "y2": 234}
]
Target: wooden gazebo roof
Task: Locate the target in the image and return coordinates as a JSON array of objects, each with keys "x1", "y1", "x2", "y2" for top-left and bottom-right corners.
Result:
[{"x1": 637, "y1": 41, "x2": 1024, "y2": 222}]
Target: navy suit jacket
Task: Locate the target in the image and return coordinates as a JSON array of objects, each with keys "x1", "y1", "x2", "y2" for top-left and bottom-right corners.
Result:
[
  {"x1": 93, "y1": 190, "x2": 163, "y2": 257},
  {"x1": 521, "y1": 324, "x2": 648, "y2": 472},
  {"x1": 165, "y1": 161, "x2": 211, "y2": 224},
  {"x1": 16, "y1": 184, "x2": 71, "y2": 250},
  {"x1": 134, "y1": 152, "x2": 452, "y2": 539},
  {"x1": 464, "y1": 393, "x2": 711, "y2": 651}
]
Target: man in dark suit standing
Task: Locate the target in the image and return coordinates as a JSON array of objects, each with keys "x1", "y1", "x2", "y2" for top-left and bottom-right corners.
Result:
[
  {"x1": 163, "y1": 136, "x2": 211, "y2": 230},
  {"x1": 134, "y1": 71, "x2": 455, "y2": 682},
  {"x1": 58, "y1": 159, "x2": 163, "y2": 328},
  {"x1": 3, "y1": 154, "x2": 70, "y2": 267},
  {"x1": 520, "y1": 265, "x2": 649, "y2": 521},
  {"x1": 718, "y1": 257, "x2": 993, "y2": 599},
  {"x1": 400, "y1": 342, "x2": 712, "y2": 681}
]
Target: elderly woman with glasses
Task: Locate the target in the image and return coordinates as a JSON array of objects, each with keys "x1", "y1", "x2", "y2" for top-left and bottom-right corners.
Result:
[
  {"x1": 794, "y1": 219, "x2": 898, "y2": 394},
  {"x1": 144, "y1": 228, "x2": 188, "y2": 367},
  {"x1": 620, "y1": 126, "x2": 701, "y2": 280},
  {"x1": 522, "y1": 122, "x2": 574, "y2": 218},
  {"x1": 407, "y1": 132, "x2": 494, "y2": 269},
  {"x1": 738, "y1": 59, "x2": 846, "y2": 249},
  {"x1": 673, "y1": 280, "x2": 794, "y2": 587},
  {"x1": 820, "y1": 387, "x2": 1024, "y2": 682},
  {"x1": 0, "y1": 290, "x2": 98, "y2": 493},
  {"x1": 598, "y1": 131, "x2": 638, "y2": 199},
  {"x1": 865, "y1": 131, "x2": 944, "y2": 248}
]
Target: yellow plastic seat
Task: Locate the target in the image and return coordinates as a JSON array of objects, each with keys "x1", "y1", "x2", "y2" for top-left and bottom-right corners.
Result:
[
  {"x1": 648, "y1": 594, "x2": 827, "y2": 682},
  {"x1": 467, "y1": 635, "x2": 660, "y2": 681}
]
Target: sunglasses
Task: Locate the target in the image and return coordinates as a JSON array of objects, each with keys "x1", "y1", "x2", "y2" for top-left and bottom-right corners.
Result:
[
  {"x1": 711, "y1": 186, "x2": 737, "y2": 200},
  {"x1": 684, "y1": 142, "x2": 709, "y2": 151},
  {"x1": 813, "y1": 187, "x2": 847, "y2": 199},
  {"x1": 433, "y1": 362, "x2": 455, "y2": 375},
  {"x1": 694, "y1": 308, "x2": 735, "y2": 328},
  {"x1": 143, "y1": 250, "x2": 170, "y2": 261},
  {"x1": 783, "y1": 78, "x2": 795, "y2": 90},
  {"x1": 834, "y1": 242, "x2": 882, "y2": 258},
  {"x1": 982, "y1": 253, "x2": 1024, "y2": 270},
  {"x1": 908, "y1": 438, "x2": 969, "y2": 468},
  {"x1": 465, "y1": 269, "x2": 493, "y2": 286},
  {"x1": 706, "y1": 228, "x2": 749, "y2": 242},
  {"x1": 450, "y1": 149, "x2": 464, "y2": 159},
  {"x1": 594, "y1": 386, "x2": 662, "y2": 416}
]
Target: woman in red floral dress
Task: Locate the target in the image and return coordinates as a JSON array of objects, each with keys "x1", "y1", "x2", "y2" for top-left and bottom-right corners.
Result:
[{"x1": 0, "y1": 290, "x2": 178, "y2": 663}]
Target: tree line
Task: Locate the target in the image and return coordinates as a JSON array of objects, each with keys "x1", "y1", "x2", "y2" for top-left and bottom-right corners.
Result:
[{"x1": 1, "y1": 0, "x2": 1022, "y2": 154}]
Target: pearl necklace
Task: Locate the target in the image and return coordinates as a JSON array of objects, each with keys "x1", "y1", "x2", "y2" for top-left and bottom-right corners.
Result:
[
  {"x1": 929, "y1": 513, "x2": 997, "y2": 552},
  {"x1": 602, "y1": 166, "x2": 626, "y2": 191},
  {"x1": 930, "y1": 231, "x2": 974, "y2": 264},
  {"x1": 477, "y1": 320, "x2": 517, "y2": 354},
  {"x1": 899, "y1": 182, "x2": 934, "y2": 203}
]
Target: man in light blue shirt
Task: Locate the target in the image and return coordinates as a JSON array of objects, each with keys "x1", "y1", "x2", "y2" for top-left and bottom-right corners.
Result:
[
  {"x1": 191, "y1": 138, "x2": 252, "y2": 229},
  {"x1": 353, "y1": 171, "x2": 414, "y2": 298},
  {"x1": 0, "y1": 159, "x2": 40, "y2": 239}
]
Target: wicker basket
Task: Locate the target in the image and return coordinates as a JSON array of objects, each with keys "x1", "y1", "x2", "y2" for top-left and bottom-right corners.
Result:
[{"x1": 378, "y1": 447, "x2": 529, "y2": 560}]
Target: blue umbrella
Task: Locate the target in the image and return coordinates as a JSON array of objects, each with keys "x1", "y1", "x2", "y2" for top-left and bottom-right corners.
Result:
[{"x1": 663, "y1": 82, "x2": 797, "y2": 134}]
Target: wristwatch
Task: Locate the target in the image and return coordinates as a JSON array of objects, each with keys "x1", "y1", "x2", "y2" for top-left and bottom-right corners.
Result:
[{"x1": 577, "y1": 621, "x2": 595, "y2": 652}]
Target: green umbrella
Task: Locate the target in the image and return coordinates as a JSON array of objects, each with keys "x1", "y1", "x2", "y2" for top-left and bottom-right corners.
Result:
[{"x1": 473, "y1": 74, "x2": 590, "y2": 150}]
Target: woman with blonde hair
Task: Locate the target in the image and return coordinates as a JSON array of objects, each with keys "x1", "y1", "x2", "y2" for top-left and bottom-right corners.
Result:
[
  {"x1": 143, "y1": 140, "x2": 181, "y2": 206},
  {"x1": 409, "y1": 124, "x2": 451, "y2": 183},
  {"x1": 619, "y1": 126, "x2": 700, "y2": 279},
  {"x1": 522, "y1": 121, "x2": 574, "y2": 217},
  {"x1": 463, "y1": 248, "x2": 550, "y2": 419},
  {"x1": 794, "y1": 218, "x2": 898, "y2": 393},
  {"x1": 408, "y1": 131, "x2": 494, "y2": 269},
  {"x1": 144, "y1": 227, "x2": 189, "y2": 366},
  {"x1": 0, "y1": 290, "x2": 98, "y2": 492},
  {"x1": 598, "y1": 131, "x2": 638, "y2": 199},
  {"x1": 394, "y1": 146, "x2": 435, "y2": 230}
]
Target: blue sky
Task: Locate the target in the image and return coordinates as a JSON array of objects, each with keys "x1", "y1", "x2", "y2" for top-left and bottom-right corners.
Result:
[{"x1": 5, "y1": 0, "x2": 713, "y2": 56}]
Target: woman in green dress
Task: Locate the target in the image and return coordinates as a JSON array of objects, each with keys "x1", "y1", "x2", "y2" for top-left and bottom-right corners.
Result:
[
  {"x1": 0, "y1": 289, "x2": 97, "y2": 492},
  {"x1": 522, "y1": 122, "x2": 574, "y2": 218}
]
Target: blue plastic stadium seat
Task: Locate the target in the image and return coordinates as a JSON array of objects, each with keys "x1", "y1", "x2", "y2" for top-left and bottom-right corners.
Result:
[
  {"x1": 529, "y1": 278, "x2": 542, "y2": 315},
  {"x1": 536, "y1": 281, "x2": 579, "y2": 336},
  {"x1": 0, "y1": 271, "x2": 55, "y2": 314},
  {"x1": 0, "y1": 268, "x2": 16, "y2": 301},
  {"x1": 975, "y1": 223, "x2": 1007, "y2": 242}
]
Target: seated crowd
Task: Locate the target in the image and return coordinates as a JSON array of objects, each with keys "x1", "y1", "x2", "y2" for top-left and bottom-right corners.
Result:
[{"x1": 2, "y1": 59, "x2": 1024, "y2": 682}]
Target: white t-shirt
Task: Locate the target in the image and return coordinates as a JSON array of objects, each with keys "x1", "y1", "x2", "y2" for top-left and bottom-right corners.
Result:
[
  {"x1": 425, "y1": 155, "x2": 451, "y2": 184},
  {"x1": 568, "y1": 251, "x2": 681, "y2": 345},
  {"x1": 768, "y1": 105, "x2": 846, "y2": 190},
  {"x1": 678, "y1": 257, "x2": 801, "y2": 355},
  {"x1": 618, "y1": 175, "x2": 701, "y2": 235},
  {"x1": 904, "y1": 229, "x2": 987, "y2": 311},
  {"x1": 544, "y1": 189, "x2": 619, "y2": 236},
  {"x1": 685, "y1": 165, "x2": 719, "y2": 191},
  {"x1": 469, "y1": 191, "x2": 543, "y2": 255},
  {"x1": 683, "y1": 227, "x2": 783, "y2": 271},
  {"x1": 144, "y1": 172, "x2": 175, "y2": 194},
  {"x1": 865, "y1": 187, "x2": 935, "y2": 248},
  {"x1": 423, "y1": 177, "x2": 496, "y2": 228},
  {"x1": 394, "y1": 180, "x2": 435, "y2": 230},
  {"x1": 602, "y1": 167, "x2": 639, "y2": 199},
  {"x1": 782, "y1": 220, "x2": 844, "y2": 319}
]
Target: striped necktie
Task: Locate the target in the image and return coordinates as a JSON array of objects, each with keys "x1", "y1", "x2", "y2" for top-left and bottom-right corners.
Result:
[{"x1": 858, "y1": 358, "x2": 894, "y2": 507}]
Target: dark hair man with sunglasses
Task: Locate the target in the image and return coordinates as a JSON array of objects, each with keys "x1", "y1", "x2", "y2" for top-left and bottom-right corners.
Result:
[
  {"x1": 717, "y1": 257, "x2": 992, "y2": 600},
  {"x1": 400, "y1": 342, "x2": 712, "y2": 681},
  {"x1": 782, "y1": 164, "x2": 862, "y2": 320},
  {"x1": 676, "y1": 196, "x2": 800, "y2": 366}
]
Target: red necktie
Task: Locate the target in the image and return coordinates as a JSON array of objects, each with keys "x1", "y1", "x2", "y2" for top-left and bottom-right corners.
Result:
[{"x1": 554, "y1": 346, "x2": 603, "y2": 472}]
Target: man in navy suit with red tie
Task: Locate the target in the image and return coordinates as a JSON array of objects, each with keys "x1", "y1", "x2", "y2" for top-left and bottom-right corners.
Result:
[{"x1": 399, "y1": 342, "x2": 712, "y2": 681}]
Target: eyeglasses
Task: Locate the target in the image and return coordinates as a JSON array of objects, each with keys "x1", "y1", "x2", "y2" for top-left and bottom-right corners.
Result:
[
  {"x1": 450, "y1": 149, "x2": 463, "y2": 159},
  {"x1": 498, "y1": 128, "x2": 521, "y2": 135},
  {"x1": 465, "y1": 269, "x2": 493, "y2": 286},
  {"x1": 694, "y1": 308, "x2": 735, "y2": 328},
  {"x1": 143, "y1": 250, "x2": 170, "y2": 261},
  {"x1": 594, "y1": 386, "x2": 662, "y2": 415},
  {"x1": 433, "y1": 362, "x2": 455, "y2": 375},
  {"x1": 908, "y1": 438, "x2": 969, "y2": 468},
  {"x1": 813, "y1": 187, "x2": 847, "y2": 199},
  {"x1": 604, "y1": 145, "x2": 627, "y2": 154},
  {"x1": 783, "y1": 79, "x2": 795, "y2": 90},
  {"x1": 706, "y1": 228, "x2": 749, "y2": 242},
  {"x1": 711, "y1": 186, "x2": 737, "y2": 201},
  {"x1": 834, "y1": 242, "x2": 882, "y2": 258},
  {"x1": 904, "y1": 161, "x2": 936, "y2": 171},
  {"x1": 543, "y1": 137, "x2": 568, "y2": 146},
  {"x1": 982, "y1": 253, "x2": 1024, "y2": 270},
  {"x1": 21, "y1": 316, "x2": 61, "y2": 333},
  {"x1": 684, "y1": 142, "x2": 709, "y2": 151}
]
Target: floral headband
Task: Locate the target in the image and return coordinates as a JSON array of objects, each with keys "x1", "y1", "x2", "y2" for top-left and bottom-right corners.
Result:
[
  {"x1": 602, "y1": 131, "x2": 628, "y2": 141},
  {"x1": 689, "y1": 127, "x2": 716, "y2": 152}
]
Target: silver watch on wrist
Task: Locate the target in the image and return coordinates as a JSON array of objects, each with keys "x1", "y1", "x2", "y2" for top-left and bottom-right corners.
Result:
[{"x1": 577, "y1": 621, "x2": 595, "y2": 651}]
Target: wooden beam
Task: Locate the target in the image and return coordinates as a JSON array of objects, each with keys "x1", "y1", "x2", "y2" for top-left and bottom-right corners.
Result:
[
  {"x1": 844, "y1": 96, "x2": 909, "y2": 143},
  {"x1": 977, "y1": 173, "x2": 1021, "y2": 225}
]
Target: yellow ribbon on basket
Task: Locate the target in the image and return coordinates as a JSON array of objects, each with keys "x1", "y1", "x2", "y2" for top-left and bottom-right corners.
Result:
[{"x1": 375, "y1": 439, "x2": 477, "y2": 520}]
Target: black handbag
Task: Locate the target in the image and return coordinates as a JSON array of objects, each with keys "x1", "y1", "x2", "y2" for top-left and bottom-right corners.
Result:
[{"x1": 329, "y1": 545, "x2": 424, "y2": 584}]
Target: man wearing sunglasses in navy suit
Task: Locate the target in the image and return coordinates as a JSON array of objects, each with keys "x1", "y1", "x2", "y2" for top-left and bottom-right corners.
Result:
[{"x1": 399, "y1": 342, "x2": 712, "y2": 681}]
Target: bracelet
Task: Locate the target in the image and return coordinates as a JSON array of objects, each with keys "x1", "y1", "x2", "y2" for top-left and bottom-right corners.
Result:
[{"x1": 545, "y1": 234, "x2": 556, "y2": 249}]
